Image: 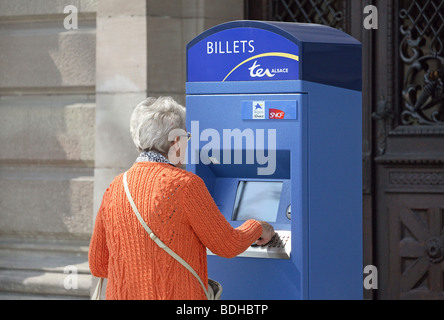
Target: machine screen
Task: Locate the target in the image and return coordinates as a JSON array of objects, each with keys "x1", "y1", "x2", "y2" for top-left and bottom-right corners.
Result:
[{"x1": 232, "y1": 181, "x2": 283, "y2": 222}]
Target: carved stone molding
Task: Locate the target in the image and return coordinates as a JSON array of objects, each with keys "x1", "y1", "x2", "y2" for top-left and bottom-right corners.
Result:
[
  {"x1": 389, "y1": 125, "x2": 444, "y2": 136},
  {"x1": 389, "y1": 171, "x2": 444, "y2": 186},
  {"x1": 376, "y1": 156, "x2": 444, "y2": 165}
]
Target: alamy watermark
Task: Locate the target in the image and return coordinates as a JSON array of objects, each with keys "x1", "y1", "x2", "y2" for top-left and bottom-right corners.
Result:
[
  {"x1": 63, "y1": 5, "x2": 78, "y2": 30},
  {"x1": 363, "y1": 5, "x2": 378, "y2": 30},
  {"x1": 363, "y1": 265, "x2": 378, "y2": 290},
  {"x1": 168, "y1": 121, "x2": 277, "y2": 176},
  {"x1": 63, "y1": 265, "x2": 78, "y2": 290},
  {"x1": 64, "y1": 5, "x2": 378, "y2": 30}
]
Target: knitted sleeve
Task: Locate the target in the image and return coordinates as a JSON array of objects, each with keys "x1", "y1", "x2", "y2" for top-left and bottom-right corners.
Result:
[
  {"x1": 88, "y1": 188, "x2": 110, "y2": 278},
  {"x1": 182, "y1": 175, "x2": 262, "y2": 258}
]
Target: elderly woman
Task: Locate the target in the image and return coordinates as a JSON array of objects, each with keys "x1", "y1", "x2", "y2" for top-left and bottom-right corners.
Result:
[{"x1": 88, "y1": 96, "x2": 275, "y2": 300}]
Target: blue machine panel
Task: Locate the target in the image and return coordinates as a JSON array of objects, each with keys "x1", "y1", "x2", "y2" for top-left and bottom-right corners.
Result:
[
  {"x1": 186, "y1": 20, "x2": 362, "y2": 300},
  {"x1": 187, "y1": 26, "x2": 300, "y2": 82},
  {"x1": 187, "y1": 20, "x2": 362, "y2": 90},
  {"x1": 186, "y1": 93, "x2": 305, "y2": 299}
]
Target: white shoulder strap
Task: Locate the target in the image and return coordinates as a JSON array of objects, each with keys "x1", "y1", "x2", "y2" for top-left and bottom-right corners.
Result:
[{"x1": 123, "y1": 172, "x2": 212, "y2": 300}]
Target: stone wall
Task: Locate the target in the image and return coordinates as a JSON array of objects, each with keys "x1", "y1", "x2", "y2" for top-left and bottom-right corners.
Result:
[
  {"x1": 0, "y1": 0, "x2": 244, "y2": 241},
  {"x1": 0, "y1": 0, "x2": 97, "y2": 240},
  {"x1": 0, "y1": 0, "x2": 243, "y2": 299}
]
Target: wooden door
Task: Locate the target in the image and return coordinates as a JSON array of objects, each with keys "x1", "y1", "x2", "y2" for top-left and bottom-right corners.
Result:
[
  {"x1": 372, "y1": 0, "x2": 444, "y2": 300},
  {"x1": 246, "y1": 0, "x2": 444, "y2": 300}
]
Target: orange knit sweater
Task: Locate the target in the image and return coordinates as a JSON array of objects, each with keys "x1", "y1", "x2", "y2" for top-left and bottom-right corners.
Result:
[{"x1": 88, "y1": 162, "x2": 262, "y2": 300}]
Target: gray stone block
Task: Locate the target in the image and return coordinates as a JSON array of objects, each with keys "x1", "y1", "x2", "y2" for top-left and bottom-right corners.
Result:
[
  {"x1": 96, "y1": 15, "x2": 147, "y2": 93},
  {"x1": 0, "y1": 0, "x2": 97, "y2": 17},
  {"x1": 0, "y1": 96, "x2": 95, "y2": 164},
  {"x1": 180, "y1": 0, "x2": 244, "y2": 19},
  {"x1": 94, "y1": 93, "x2": 142, "y2": 169},
  {"x1": 147, "y1": 0, "x2": 183, "y2": 18},
  {"x1": 97, "y1": 0, "x2": 146, "y2": 17},
  {"x1": 147, "y1": 16, "x2": 183, "y2": 93},
  {"x1": 0, "y1": 166, "x2": 94, "y2": 238},
  {"x1": 201, "y1": 0, "x2": 243, "y2": 19},
  {"x1": 0, "y1": 269, "x2": 91, "y2": 297},
  {"x1": 0, "y1": 22, "x2": 96, "y2": 89}
]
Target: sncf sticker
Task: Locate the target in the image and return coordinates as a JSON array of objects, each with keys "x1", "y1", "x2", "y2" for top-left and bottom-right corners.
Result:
[{"x1": 269, "y1": 109, "x2": 285, "y2": 119}]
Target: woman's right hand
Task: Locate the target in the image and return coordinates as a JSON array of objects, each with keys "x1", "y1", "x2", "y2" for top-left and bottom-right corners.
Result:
[{"x1": 255, "y1": 221, "x2": 275, "y2": 246}]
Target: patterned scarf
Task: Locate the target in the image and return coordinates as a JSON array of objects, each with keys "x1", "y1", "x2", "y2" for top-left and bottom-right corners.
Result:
[{"x1": 136, "y1": 150, "x2": 175, "y2": 166}]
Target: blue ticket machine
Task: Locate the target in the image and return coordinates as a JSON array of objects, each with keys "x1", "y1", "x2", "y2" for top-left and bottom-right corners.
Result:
[{"x1": 185, "y1": 21, "x2": 362, "y2": 300}]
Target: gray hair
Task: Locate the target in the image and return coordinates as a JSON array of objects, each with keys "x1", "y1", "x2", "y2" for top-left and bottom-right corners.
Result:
[{"x1": 130, "y1": 97, "x2": 186, "y2": 154}]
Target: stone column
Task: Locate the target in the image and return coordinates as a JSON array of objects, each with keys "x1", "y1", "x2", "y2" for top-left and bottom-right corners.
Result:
[{"x1": 94, "y1": 0, "x2": 147, "y2": 215}]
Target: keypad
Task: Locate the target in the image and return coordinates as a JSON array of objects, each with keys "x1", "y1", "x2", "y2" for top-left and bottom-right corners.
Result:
[
  {"x1": 232, "y1": 230, "x2": 291, "y2": 259},
  {"x1": 266, "y1": 232, "x2": 290, "y2": 248}
]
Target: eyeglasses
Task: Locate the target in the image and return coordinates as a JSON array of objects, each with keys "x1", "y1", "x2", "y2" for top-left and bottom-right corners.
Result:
[{"x1": 180, "y1": 132, "x2": 192, "y2": 141}]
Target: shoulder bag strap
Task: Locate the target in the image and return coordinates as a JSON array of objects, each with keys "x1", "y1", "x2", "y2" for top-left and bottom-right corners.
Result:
[{"x1": 123, "y1": 172, "x2": 212, "y2": 300}]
